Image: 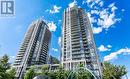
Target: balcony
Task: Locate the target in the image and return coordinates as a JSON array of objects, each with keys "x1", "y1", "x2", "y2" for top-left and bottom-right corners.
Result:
[
  {"x1": 71, "y1": 30, "x2": 79, "y2": 34},
  {"x1": 71, "y1": 36, "x2": 80, "y2": 39},
  {"x1": 71, "y1": 37, "x2": 79, "y2": 40},
  {"x1": 72, "y1": 45, "x2": 80, "y2": 49},
  {"x1": 72, "y1": 51, "x2": 82, "y2": 55},
  {"x1": 72, "y1": 48, "x2": 80, "y2": 52},
  {"x1": 71, "y1": 34, "x2": 79, "y2": 38}
]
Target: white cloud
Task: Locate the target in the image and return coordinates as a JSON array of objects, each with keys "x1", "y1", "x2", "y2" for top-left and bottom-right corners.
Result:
[
  {"x1": 58, "y1": 20, "x2": 61, "y2": 22},
  {"x1": 108, "y1": 3, "x2": 118, "y2": 13},
  {"x1": 82, "y1": 1, "x2": 86, "y2": 4},
  {"x1": 85, "y1": 0, "x2": 103, "y2": 7},
  {"x1": 92, "y1": 27, "x2": 102, "y2": 34},
  {"x1": 88, "y1": 12, "x2": 97, "y2": 23},
  {"x1": 86, "y1": 0, "x2": 92, "y2": 4},
  {"x1": 121, "y1": 9, "x2": 125, "y2": 12},
  {"x1": 91, "y1": 10, "x2": 99, "y2": 15},
  {"x1": 97, "y1": 3, "x2": 120, "y2": 30},
  {"x1": 58, "y1": 37, "x2": 61, "y2": 46},
  {"x1": 90, "y1": 2, "x2": 95, "y2": 8},
  {"x1": 107, "y1": 45, "x2": 112, "y2": 48},
  {"x1": 69, "y1": 0, "x2": 77, "y2": 8},
  {"x1": 111, "y1": 5, "x2": 117, "y2": 12},
  {"x1": 88, "y1": 12, "x2": 102, "y2": 34},
  {"x1": 104, "y1": 48, "x2": 130, "y2": 61},
  {"x1": 10, "y1": 56, "x2": 15, "y2": 59},
  {"x1": 58, "y1": 20, "x2": 62, "y2": 24},
  {"x1": 90, "y1": 17, "x2": 97, "y2": 23},
  {"x1": 48, "y1": 21, "x2": 57, "y2": 31},
  {"x1": 52, "y1": 48, "x2": 58, "y2": 52},
  {"x1": 108, "y1": 3, "x2": 115, "y2": 8},
  {"x1": 95, "y1": 0, "x2": 101, "y2": 4},
  {"x1": 99, "y1": 1, "x2": 104, "y2": 7},
  {"x1": 83, "y1": 0, "x2": 122, "y2": 34},
  {"x1": 98, "y1": 45, "x2": 111, "y2": 52},
  {"x1": 9, "y1": 56, "x2": 15, "y2": 63},
  {"x1": 49, "y1": 5, "x2": 61, "y2": 14}
]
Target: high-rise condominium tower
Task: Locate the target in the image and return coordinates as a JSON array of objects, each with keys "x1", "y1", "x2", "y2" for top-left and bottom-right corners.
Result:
[
  {"x1": 61, "y1": 6, "x2": 102, "y2": 78},
  {"x1": 13, "y1": 19, "x2": 51, "y2": 79}
]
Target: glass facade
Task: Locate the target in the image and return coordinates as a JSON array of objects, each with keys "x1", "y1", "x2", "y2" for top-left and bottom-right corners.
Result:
[
  {"x1": 61, "y1": 6, "x2": 102, "y2": 79},
  {"x1": 13, "y1": 19, "x2": 51, "y2": 79}
]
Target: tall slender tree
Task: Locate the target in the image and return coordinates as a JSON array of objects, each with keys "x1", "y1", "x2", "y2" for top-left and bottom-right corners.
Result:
[
  {"x1": 0, "y1": 54, "x2": 10, "y2": 70},
  {"x1": 0, "y1": 54, "x2": 12, "y2": 79}
]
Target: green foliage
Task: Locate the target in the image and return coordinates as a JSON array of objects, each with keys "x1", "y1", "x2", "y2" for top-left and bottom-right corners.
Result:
[
  {"x1": 78, "y1": 63, "x2": 84, "y2": 67},
  {"x1": 103, "y1": 62, "x2": 127, "y2": 79},
  {"x1": 0, "y1": 54, "x2": 15, "y2": 79},
  {"x1": 6, "y1": 68, "x2": 16, "y2": 79},
  {"x1": 24, "y1": 66, "x2": 36, "y2": 79},
  {"x1": 0, "y1": 54, "x2": 10, "y2": 70},
  {"x1": 23, "y1": 62, "x2": 127, "y2": 79},
  {"x1": 48, "y1": 71, "x2": 57, "y2": 79},
  {"x1": 64, "y1": 70, "x2": 71, "y2": 78},
  {"x1": 38, "y1": 64, "x2": 70, "y2": 79},
  {"x1": 0, "y1": 63, "x2": 6, "y2": 79},
  {"x1": 0, "y1": 54, "x2": 9, "y2": 64},
  {"x1": 55, "y1": 65, "x2": 66, "y2": 79},
  {"x1": 67, "y1": 64, "x2": 94, "y2": 79},
  {"x1": 75, "y1": 68, "x2": 93, "y2": 79},
  {"x1": 41, "y1": 64, "x2": 49, "y2": 75},
  {"x1": 38, "y1": 64, "x2": 93, "y2": 79}
]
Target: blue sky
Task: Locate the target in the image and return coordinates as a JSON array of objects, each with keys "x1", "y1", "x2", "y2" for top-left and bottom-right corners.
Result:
[{"x1": 0, "y1": 0, "x2": 130, "y2": 78}]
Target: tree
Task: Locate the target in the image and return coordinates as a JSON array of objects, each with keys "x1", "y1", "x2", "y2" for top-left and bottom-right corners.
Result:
[
  {"x1": 0, "y1": 64, "x2": 7, "y2": 79},
  {"x1": 103, "y1": 62, "x2": 127, "y2": 79},
  {"x1": 0, "y1": 54, "x2": 11, "y2": 79},
  {"x1": 0, "y1": 54, "x2": 10, "y2": 70},
  {"x1": 64, "y1": 70, "x2": 71, "y2": 79},
  {"x1": 41, "y1": 64, "x2": 50, "y2": 75},
  {"x1": 6, "y1": 68, "x2": 16, "y2": 79},
  {"x1": 24, "y1": 66, "x2": 36, "y2": 79},
  {"x1": 40, "y1": 64, "x2": 69, "y2": 79},
  {"x1": 48, "y1": 71, "x2": 57, "y2": 79},
  {"x1": 56, "y1": 65, "x2": 66, "y2": 79}
]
